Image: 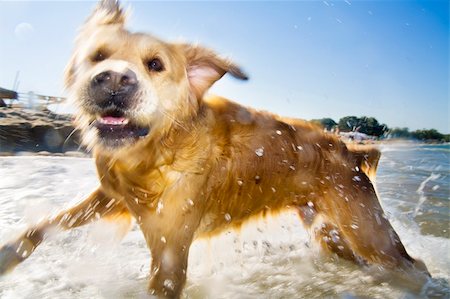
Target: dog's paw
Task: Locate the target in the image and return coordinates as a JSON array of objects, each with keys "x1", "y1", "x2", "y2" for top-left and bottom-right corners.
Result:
[{"x1": 0, "y1": 244, "x2": 23, "y2": 276}]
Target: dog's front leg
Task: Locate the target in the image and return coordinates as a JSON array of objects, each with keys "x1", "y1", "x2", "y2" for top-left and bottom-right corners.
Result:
[
  {"x1": 0, "y1": 188, "x2": 130, "y2": 275},
  {"x1": 144, "y1": 204, "x2": 202, "y2": 299},
  {"x1": 146, "y1": 234, "x2": 193, "y2": 299},
  {"x1": 124, "y1": 175, "x2": 206, "y2": 298}
]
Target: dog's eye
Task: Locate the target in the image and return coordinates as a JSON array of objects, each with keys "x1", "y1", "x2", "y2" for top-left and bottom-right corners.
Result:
[
  {"x1": 91, "y1": 51, "x2": 107, "y2": 63},
  {"x1": 147, "y1": 58, "x2": 164, "y2": 72}
]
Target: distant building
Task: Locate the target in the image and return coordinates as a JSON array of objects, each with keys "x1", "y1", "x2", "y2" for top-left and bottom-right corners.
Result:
[
  {"x1": 339, "y1": 131, "x2": 375, "y2": 142},
  {"x1": 0, "y1": 87, "x2": 18, "y2": 107},
  {"x1": 0, "y1": 86, "x2": 66, "y2": 110}
]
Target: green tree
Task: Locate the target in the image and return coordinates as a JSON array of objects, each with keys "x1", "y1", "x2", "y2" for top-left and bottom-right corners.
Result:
[
  {"x1": 388, "y1": 127, "x2": 411, "y2": 139},
  {"x1": 311, "y1": 118, "x2": 337, "y2": 131},
  {"x1": 338, "y1": 116, "x2": 359, "y2": 132},
  {"x1": 338, "y1": 116, "x2": 388, "y2": 137},
  {"x1": 411, "y1": 129, "x2": 444, "y2": 141},
  {"x1": 444, "y1": 135, "x2": 450, "y2": 142}
]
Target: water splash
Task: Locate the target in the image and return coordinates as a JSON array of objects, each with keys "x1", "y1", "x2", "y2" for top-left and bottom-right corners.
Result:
[
  {"x1": 255, "y1": 147, "x2": 264, "y2": 157},
  {"x1": 413, "y1": 173, "x2": 440, "y2": 217}
]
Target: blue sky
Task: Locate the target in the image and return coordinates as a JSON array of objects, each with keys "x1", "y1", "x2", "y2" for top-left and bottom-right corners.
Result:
[{"x1": 0, "y1": 0, "x2": 448, "y2": 133}]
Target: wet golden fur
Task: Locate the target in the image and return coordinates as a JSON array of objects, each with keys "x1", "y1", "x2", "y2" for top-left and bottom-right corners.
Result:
[{"x1": 0, "y1": 1, "x2": 429, "y2": 298}]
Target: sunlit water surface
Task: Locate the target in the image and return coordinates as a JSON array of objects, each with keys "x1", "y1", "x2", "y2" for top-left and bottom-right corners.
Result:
[{"x1": 0, "y1": 143, "x2": 448, "y2": 298}]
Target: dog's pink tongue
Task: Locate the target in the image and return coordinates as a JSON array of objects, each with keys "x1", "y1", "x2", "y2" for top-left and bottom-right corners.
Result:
[{"x1": 100, "y1": 116, "x2": 127, "y2": 125}]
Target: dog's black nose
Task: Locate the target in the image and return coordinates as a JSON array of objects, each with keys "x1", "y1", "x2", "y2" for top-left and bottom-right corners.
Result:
[
  {"x1": 92, "y1": 71, "x2": 137, "y2": 90},
  {"x1": 90, "y1": 70, "x2": 138, "y2": 108}
]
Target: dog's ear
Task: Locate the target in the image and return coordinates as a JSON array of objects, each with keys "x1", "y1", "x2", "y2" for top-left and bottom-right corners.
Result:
[
  {"x1": 85, "y1": 0, "x2": 127, "y2": 28},
  {"x1": 181, "y1": 44, "x2": 248, "y2": 99}
]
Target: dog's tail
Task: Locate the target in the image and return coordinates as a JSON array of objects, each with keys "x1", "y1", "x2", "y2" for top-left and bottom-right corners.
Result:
[{"x1": 347, "y1": 144, "x2": 381, "y2": 181}]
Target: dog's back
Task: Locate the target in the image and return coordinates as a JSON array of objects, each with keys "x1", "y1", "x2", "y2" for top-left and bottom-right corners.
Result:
[{"x1": 190, "y1": 97, "x2": 379, "y2": 237}]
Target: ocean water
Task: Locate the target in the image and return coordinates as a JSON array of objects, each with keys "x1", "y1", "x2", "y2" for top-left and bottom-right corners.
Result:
[{"x1": 0, "y1": 143, "x2": 448, "y2": 298}]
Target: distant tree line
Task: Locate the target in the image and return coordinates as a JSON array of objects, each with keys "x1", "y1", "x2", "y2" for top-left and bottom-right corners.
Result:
[
  {"x1": 311, "y1": 116, "x2": 449, "y2": 142},
  {"x1": 389, "y1": 127, "x2": 450, "y2": 142}
]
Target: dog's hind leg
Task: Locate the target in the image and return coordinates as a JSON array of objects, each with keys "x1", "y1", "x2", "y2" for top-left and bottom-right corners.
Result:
[
  {"x1": 297, "y1": 205, "x2": 356, "y2": 261},
  {"x1": 0, "y1": 188, "x2": 130, "y2": 275},
  {"x1": 314, "y1": 170, "x2": 430, "y2": 285}
]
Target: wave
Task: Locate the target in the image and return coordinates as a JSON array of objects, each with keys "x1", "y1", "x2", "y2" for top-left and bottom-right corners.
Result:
[{"x1": 381, "y1": 143, "x2": 450, "y2": 153}]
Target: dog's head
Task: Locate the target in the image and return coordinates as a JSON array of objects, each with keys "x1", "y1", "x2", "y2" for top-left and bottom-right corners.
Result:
[{"x1": 65, "y1": 0, "x2": 247, "y2": 152}]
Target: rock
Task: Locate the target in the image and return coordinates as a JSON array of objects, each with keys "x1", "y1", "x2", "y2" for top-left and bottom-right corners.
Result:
[{"x1": 0, "y1": 107, "x2": 84, "y2": 154}]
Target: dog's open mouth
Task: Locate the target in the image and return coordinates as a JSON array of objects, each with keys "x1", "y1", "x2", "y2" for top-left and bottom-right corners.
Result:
[{"x1": 94, "y1": 110, "x2": 150, "y2": 142}]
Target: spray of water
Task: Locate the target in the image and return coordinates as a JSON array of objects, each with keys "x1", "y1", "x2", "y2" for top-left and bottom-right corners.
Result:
[{"x1": 413, "y1": 173, "x2": 440, "y2": 217}]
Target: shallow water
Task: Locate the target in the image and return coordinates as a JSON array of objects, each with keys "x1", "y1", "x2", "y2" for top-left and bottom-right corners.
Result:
[{"x1": 0, "y1": 143, "x2": 448, "y2": 298}]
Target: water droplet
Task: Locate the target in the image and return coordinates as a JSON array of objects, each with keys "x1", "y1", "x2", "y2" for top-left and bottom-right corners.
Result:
[
  {"x1": 329, "y1": 229, "x2": 340, "y2": 243},
  {"x1": 352, "y1": 176, "x2": 361, "y2": 182},
  {"x1": 289, "y1": 165, "x2": 296, "y2": 170},
  {"x1": 271, "y1": 187, "x2": 276, "y2": 193},
  {"x1": 350, "y1": 224, "x2": 359, "y2": 230},
  {"x1": 307, "y1": 201, "x2": 314, "y2": 208},
  {"x1": 161, "y1": 236, "x2": 167, "y2": 243},
  {"x1": 375, "y1": 213, "x2": 381, "y2": 225},
  {"x1": 255, "y1": 147, "x2": 264, "y2": 157},
  {"x1": 187, "y1": 198, "x2": 194, "y2": 206},
  {"x1": 276, "y1": 130, "x2": 282, "y2": 135},
  {"x1": 224, "y1": 213, "x2": 232, "y2": 222},
  {"x1": 297, "y1": 145, "x2": 303, "y2": 151},
  {"x1": 163, "y1": 279, "x2": 175, "y2": 290},
  {"x1": 156, "y1": 201, "x2": 164, "y2": 214},
  {"x1": 237, "y1": 179, "x2": 244, "y2": 186}
]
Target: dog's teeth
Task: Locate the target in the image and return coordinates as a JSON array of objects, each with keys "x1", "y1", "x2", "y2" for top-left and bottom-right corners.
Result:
[{"x1": 98, "y1": 117, "x2": 129, "y2": 125}]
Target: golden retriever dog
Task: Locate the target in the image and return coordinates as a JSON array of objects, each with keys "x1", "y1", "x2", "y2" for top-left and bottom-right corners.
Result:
[{"x1": 0, "y1": 0, "x2": 430, "y2": 297}]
